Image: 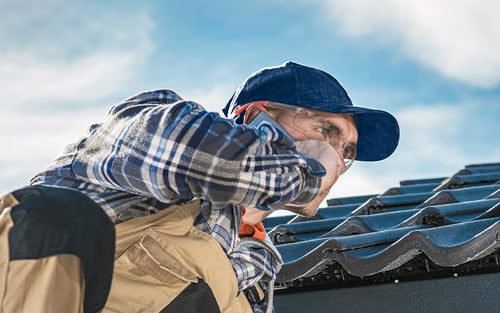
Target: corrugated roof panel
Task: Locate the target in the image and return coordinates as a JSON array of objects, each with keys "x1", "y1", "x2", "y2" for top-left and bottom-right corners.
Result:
[{"x1": 268, "y1": 162, "x2": 500, "y2": 292}]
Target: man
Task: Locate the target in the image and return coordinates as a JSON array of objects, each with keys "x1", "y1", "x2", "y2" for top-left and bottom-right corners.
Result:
[{"x1": 0, "y1": 61, "x2": 399, "y2": 312}]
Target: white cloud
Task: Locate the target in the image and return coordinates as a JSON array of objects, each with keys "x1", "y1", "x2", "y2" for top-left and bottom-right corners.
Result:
[
  {"x1": 0, "y1": 53, "x2": 139, "y2": 108},
  {"x1": 396, "y1": 104, "x2": 465, "y2": 161},
  {"x1": 317, "y1": 0, "x2": 500, "y2": 88},
  {"x1": 0, "y1": 107, "x2": 108, "y2": 194},
  {"x1": 187, "y1": 83, "x2": 236, "y2": 114},
  {"x1": 0, "y1": 0, "x2": 154, "y2": 109},
  {"x1": 377, "y1": 104, "x2": 467, "y2": 180},
  {"x1": 0, "y1": 0, "x2": 154, "y2": 57},
  {"x1": 327, "y1": 165, "x2": 388, "y2": 198},
  {"x1": 0, "y1": 0, "x2": 156, "y2": 193}
]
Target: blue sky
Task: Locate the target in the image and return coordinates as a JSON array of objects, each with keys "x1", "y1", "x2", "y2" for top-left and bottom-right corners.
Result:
[{"x1": 1, "y1": 0, "x2": 499, "y2": 202}]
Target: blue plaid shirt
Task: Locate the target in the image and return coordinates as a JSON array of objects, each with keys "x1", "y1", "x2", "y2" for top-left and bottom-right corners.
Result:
[{"x1": 30, "y1": 89, "x2": 324, "y2": 296}]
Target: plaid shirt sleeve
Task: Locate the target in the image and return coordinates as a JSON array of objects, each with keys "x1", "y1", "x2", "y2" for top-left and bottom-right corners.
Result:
[{"x1": 70, "y1": 89, "x2": 324, "y2": 211}]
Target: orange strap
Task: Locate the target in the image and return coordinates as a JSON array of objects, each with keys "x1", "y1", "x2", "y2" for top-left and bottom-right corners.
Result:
[
  {"x1": 233, "y1": 101, "x2": 269, "y2": 115},
  {"x1": 239, "y1": 208, "x2": 267, "y2": 241}
]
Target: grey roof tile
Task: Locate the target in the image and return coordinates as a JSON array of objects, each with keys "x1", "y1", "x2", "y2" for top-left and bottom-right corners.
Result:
[
  {"x1": 276, "y1": 218, "x2": 500, "y2": 282},
  {"x1": 381, "y1": 182, "x2": 440, "y2": 196},
  {"x1": 351, "y1": 192, "x2": 434, "y2": 215},
  {"x1": 399, "y1": 177, "x2": 447, "y2": 186},
  {"x1": 433, "y1": 172, "x2": 500, "y2": 191},
  {"x1": 326, "y1": 194, "x2": 377, "y2": 206},
  {"x1": 268, "y1": 162, "x2": 500, "y2": 290}
]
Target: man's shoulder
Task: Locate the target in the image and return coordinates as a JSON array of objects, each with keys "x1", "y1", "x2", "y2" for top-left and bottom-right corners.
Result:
[
  {"x1": 122, "y1": 89, "x2": 184, "y2": 104},
  {"x1": 108, "y1": 89, "x2": 185, "y2": 116}
]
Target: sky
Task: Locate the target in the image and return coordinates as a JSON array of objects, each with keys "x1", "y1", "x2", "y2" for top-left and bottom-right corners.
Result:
[{"x1": 1, "y1": 0, "x2": 499, "y2": 205}]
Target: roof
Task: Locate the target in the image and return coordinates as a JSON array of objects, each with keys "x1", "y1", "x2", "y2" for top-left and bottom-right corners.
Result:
[{"x1": 263, "y1": 162, "x2": 500, "y2": 292}]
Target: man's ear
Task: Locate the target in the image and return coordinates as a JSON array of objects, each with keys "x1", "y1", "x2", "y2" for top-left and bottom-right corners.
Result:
[{"x1": 243, "y1": 101, "x2": 269, "y2": 124}]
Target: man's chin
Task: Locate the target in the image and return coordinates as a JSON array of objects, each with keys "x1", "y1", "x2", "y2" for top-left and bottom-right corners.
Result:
[{"x1": 283, "y1": 203, "x2": 319, "y2": 218}]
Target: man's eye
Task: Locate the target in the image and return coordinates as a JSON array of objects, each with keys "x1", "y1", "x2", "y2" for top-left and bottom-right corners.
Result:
[
  {"x1": 317, "y1": 127, "x2": 330, "y2": 137},
  {"x1": 317, "y1": 125, "x2": 341, "y2": 138}
]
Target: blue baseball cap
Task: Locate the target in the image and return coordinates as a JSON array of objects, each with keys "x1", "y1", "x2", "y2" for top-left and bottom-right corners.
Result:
[{"x1": 222, "y1": 61, "x2": 400, "y2": 161}]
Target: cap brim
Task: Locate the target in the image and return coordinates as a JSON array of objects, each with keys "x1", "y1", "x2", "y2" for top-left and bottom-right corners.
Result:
[{"x1": 308, "y1": 104, "x2": 400, "y2": 161}]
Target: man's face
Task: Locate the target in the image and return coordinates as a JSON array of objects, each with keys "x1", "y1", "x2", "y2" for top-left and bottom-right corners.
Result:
[
  {"x1": 270, "y1": 106, "x2": 358, "y2": 175},
  {"x1": 243, "y1": 101, "x2": 359, "y2": 217},
  {"x1": 271, "y1": 106, "x2": 358, "y2": 216}
]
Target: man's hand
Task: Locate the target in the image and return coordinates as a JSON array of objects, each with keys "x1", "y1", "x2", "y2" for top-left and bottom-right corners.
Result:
[
  {"x1": 241, "y1": 207, "x2": 273, "y2": 225},
  {"x1": 285, "y1": 140, "x2": 341, "y2": 217},
  {"x1": 296, "y1": 139, "x2": 341, "y2": 187},
  {"x1": 242, "y1": 140, "x2": 342, "y2": 222}
]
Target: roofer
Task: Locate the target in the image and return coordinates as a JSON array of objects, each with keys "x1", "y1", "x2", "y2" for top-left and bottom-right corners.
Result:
[{"x1": 0, "y1": 61, "x2": 399, "y2": 312}]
